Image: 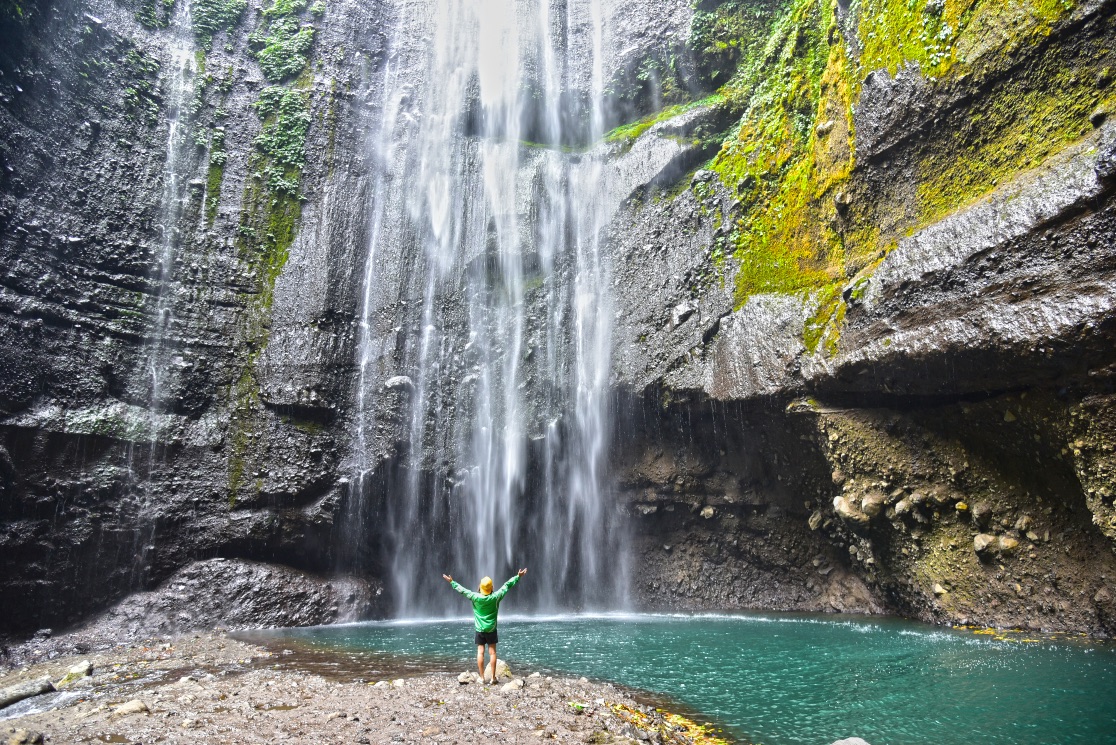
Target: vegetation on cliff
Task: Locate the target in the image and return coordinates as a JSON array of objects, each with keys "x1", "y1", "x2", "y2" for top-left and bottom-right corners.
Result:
[
  {"x1": 226, "y1": 0, "x2": 321, "y2": 503},
  {"x1": 648, "y1": 0, "x2": 1106, "y2": 355}
]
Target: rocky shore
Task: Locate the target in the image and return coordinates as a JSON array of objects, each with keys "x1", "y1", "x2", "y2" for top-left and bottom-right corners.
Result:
[{"x1": 0, "y1": 632, "x2": 731, "y2": 745}]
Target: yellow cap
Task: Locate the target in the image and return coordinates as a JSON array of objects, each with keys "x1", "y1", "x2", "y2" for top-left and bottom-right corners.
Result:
[{"x1": 479, "y1": 577, "x2": 493, "y2": 595}]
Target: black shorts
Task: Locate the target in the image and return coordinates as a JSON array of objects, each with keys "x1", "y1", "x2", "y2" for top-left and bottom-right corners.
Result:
[{"x1": 474, "y1": 630, "x2": 498, "y2": 645}]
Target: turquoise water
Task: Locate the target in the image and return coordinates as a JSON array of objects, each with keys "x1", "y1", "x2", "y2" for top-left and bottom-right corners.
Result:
[{"x1": 257, "y1": 613, "x2": 1116, "y2": 745}]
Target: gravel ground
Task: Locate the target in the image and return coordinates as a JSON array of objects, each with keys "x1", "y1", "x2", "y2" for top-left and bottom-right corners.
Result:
[{"x1": 0, "y1": 633, "x2": 730, "y2": 745}]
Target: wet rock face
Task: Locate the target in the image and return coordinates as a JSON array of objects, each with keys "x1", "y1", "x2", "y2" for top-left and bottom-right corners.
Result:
[
  {"x1": 614, "y1": 395, "x2": 883, "y2": 616},
  {"x1": 1, "y1": 0, "x2": 1116, "y2": 640},
  {"x1": 0, "y1": 0, "x2": 388, "y2": 634},
  {"x1": 605, "y1": 2, "x2": 1116, "y2": 634},
  {"x1": 614, "y1": 389, "x2": 1116, "y2": 635}
]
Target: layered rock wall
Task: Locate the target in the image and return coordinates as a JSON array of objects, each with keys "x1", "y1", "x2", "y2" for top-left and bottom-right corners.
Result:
[{"x1": 2, "y1": 0, "x2": 1116, "y2": 637}]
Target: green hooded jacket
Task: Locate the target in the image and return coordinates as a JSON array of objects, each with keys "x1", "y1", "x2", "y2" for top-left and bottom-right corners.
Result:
[{"x1": 451, "y1": 575, "x2": 520, "y2": 633}]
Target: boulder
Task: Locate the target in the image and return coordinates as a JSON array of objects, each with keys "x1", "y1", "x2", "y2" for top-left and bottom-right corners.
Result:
[
  {"x1": 495, "y1": 659, "x2": 513, "y2": 681},
  {"x1": 0, "y1": 678, "x2": 55, "y2": 709},
  {"x1": 972, "y1": 502, "x2": 993, "y2": 528},
  {"x1": 808, "y1": 510, "x2": 824, "y2": 531},
  {"x1": 5, "y1": 730, "x2": 44, "y2": 745}
]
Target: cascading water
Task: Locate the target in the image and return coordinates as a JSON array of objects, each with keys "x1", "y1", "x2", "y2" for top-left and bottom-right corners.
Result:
[
  {"x1": 350, "y1": 0, "x2": 626, "y2": 615},
  {"x1": 122, "y1": 4, "x2": 198, "y2": 587}
]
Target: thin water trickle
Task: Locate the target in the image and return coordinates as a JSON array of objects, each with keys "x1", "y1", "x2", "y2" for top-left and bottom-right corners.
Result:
[
  {"x1": 350, "y1": 0, "x2": 625, "y2": 614},
  {"x1": 122, "y1": 3, "x2": 198, "y2": 588}
]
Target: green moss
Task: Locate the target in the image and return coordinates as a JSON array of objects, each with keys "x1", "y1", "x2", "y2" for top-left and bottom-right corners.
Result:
[
  {"x1": 224, "y1": 76, "x2": 315, "y2": 502},
  {"x1": 121, "y1": 48, "x2": 162, "y2": 125},
  {"x1": 915, "y1": 58, "x2": 1111, "y2": 223},
  {"x1": 191, "y1": 0, "x2": 246, "y2": 48},
  {"x1": 136, "y1": 0, "x2": 176, "y2": 29},
  {"x1": 708, "y1": 0, "x2": 856, "y2": 309},
  {"x1": 857, "y1": 0, "x2": 1076, "y2": 81},
  {"x1": 604, "y1": 93, "x2": 726, "y2": 146},
  {"x1": 253, "y1": 86, "x2": 311, "y2": 191},
  {"x1": 248, "y1": 0, "x2": 315, "y2": 82}
]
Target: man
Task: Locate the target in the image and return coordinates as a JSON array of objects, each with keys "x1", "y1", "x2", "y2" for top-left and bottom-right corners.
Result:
[{"x1": 442, "y1": 567, "x2": 527, "y2": 684}]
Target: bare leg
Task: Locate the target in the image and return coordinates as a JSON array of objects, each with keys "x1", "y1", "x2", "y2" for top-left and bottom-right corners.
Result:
[
  {"x1": 487, "y1": 643, "x2": 498, "y2": 683},
  {"x1": 476, "y1": 645, "x2": 484, "y2": 680}
]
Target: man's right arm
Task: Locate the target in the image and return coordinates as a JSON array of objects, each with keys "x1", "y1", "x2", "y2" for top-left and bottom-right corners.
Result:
[{"x1": 451, "y1": 581, "x2": 481, "y2": 601}]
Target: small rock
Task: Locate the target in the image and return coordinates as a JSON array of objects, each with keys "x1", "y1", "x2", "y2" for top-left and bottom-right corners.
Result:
[
  {"x1": 816, "y1": 119, "x2": 835, "y2": 136},
  {"x1": 113, "y1": 699, "x2": 150, "y2": 717},
  {"x1": 501, "y1": 678, "x2": 524, "y2": 692},
  {"x1": 997, "y1": 536, "x2": 1019, "y2": 554},
  {"x1": 458, "y1": 672, "x2": 475, "y2": 684},
  {"x1": 955, "y1": 501, "x2": 969, "y2": 512},
  {"x1": 55, "y1": 660, "x2": 93, "y2": 688},
  {"x1": 972, "y1": 502, "x2": 993, "y2": 528},
  {"x1": 700, "y1": 506, "x2": 715, "y2": 519},
  {"x1": 974, "y1": 533, "x2": 998, "y2": 557},
  {"x1": 528, "y1": 672, "x2": 542, "y2": 678},
  {"x1": 1091, "y1": 107, "x2": 1109, "y2": 127},
  {"x1": 932, "y1": 583, "x2": 948, "y2": 597},
  {"x1": 833, "y1": 496, "x2": 869, "y2": 525},
  {"x1": 1014, "y1": 515, "x2": 1033, "y2": 531},
  {"x1": 830, "y1": 739, "x2": 873, "y2": 745},
  {"x1": 808, "y1": 510, "x2": 823, "y2": 531},
  {"x1": 391, "y1": 678, "x2": 405, "y2": 687},
  {"x1": 384, "y1": 375, "x2": 414, "y2": 391},
  {"x1": 860, "y1": 491, "x2": 886, "y2": 518},
  {"x1": 5, "y1": 730, "x2": 43, "y2": 745},
  {"x1": 893, "y1": 498, "x2": 913, "y2": 517}
]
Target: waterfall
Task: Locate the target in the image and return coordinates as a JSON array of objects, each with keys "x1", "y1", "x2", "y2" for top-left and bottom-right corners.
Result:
[
  {"x1": 350, "y1": 0, "x2": 626, "y2": 615},
  {"x1": 124, "y1": 2, "x2": 199, "y2": 587}
]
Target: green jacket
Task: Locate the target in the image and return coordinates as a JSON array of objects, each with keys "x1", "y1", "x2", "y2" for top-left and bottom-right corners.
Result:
[{"x1": 451, "y1": 575, "x2": 520, "y2": 633}]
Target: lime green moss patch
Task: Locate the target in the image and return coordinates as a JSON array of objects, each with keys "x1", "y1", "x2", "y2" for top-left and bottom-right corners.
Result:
[
  {"x1": 857, "y1": 0, "x2": 1077, "y2": 82},
  {"x1": 708, "y1": 0, "x2": 857, "y2": 310},
  {"x1": 916, "y1": 58, "x2": 1113, "y2": 224},
  {"x1": 604, "y1": 93, "x2": 726, "y2": 146}
]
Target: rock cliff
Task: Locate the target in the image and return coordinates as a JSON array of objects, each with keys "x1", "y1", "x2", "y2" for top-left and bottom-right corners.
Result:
[{"x1": 2, "y1": 0, "x2": 1115, "y2": 637}]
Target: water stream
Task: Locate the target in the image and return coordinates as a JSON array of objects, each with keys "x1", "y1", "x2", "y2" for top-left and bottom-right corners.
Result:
[
  {"x1": 253, "y1": 614, "x2": 1116, "y2": 745},
  {"x1": 122, "y1": 2, "x2": 198, "y2": 588},
  {"x1": 350, "y1": 0, "x2": 624, "y2": 614}
]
